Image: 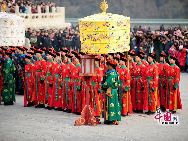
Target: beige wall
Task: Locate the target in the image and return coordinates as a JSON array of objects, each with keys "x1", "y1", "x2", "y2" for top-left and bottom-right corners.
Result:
[{"x1": 15, "y1": 7, "x2": 71, "y2": 29}]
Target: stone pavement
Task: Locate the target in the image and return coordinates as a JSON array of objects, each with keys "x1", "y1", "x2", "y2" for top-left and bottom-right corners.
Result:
[{"x1": 0, "y1": 73, "x2": 188, "y2": 141}]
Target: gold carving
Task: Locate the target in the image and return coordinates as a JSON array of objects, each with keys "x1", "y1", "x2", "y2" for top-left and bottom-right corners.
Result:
[{"x1": 100, "y1": 0, "x2": 108, "y2": 13}]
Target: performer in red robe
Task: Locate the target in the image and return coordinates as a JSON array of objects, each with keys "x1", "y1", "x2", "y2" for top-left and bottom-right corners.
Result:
[
  {"x1": 71, "y1": 52, "x2": 82, "y2": 114},
  {"x1": 127, "y1": 49, "x2": 136, "y2": 72},
  {"x1": 52, "y1": 52, "x2": 63, "y2": 110},
  {"x1": 158, "y1": 51, "x2": 168, "y2": 111},
  {"x1": 166, "y1": 55, "x2": 182, "y2": 113},
  {"x1": 60, "y1": 59, "x2": 67, "y2": 110},
  {"x1": 145, "y1": 52, "x2": 159, "y2": 114},
  {"x1": 140, "y1": 50, "x2": 149, "y2": 67},
  {"x1": 46, "y1": 50, "x2": 56, "y2": 110},
  {"x1": 90, "y1": 57, "x2": 103, "y2": 123},
  {"x1": 34, "y1": 49, "x2": 46, "y2": 108},
  {"x1": 59, "y1": 48, "x2": 69, "y2": 111},
  {"x1": 114, "y1": 56, "x2": 121, "y2": 73},
  {"x1": 118, "y1": 56, "x2": 132, "y2": 116},
  {"x1": 131, "y1": 51, "x2": 147, "y2": 113},
  {"x1": 24, "y1": 54, "x2": 35, "y2": 107},
  {"x1": 128, "y1": 50, "x2": 136, "y2": 111},
  {"x1": 63, "y1": 53, "x2": 74, "y2": 112},
  {"x1": 100, "y1": 55, "x2": 106, "y2": 74}
]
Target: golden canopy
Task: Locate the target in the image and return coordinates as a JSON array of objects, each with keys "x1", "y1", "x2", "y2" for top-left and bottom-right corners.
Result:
[{"x1": 79, "y1": 0, "x2": 130, "y2": 54}]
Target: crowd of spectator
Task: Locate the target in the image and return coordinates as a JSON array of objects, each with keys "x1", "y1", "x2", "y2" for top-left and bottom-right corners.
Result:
[
  {"x1": 0, "y1": 1, "x2": 188, "y2": 72},
  {"x1": 24, "y1": 25, "x2": 188, "y2": 72},
  {"x1": 25, "y1": 25, "x2": 81, "y2": 52},
  {"x1": 0, "y1": 0, "x2": 56, "y2": 13},
  {"x1": 130, "y1": 25, "x2": 188, "y2": 72}
]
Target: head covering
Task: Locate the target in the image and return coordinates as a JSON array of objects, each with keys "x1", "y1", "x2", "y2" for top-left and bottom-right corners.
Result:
[
  {"x1": 48, "y1": 48, "x2": 55, "y2": 52},
  {"x1": 118, "y1": 52, "x2": 124, "y2": 57},
  {"x1": 10, "y1": 47, "x2": 16, "y2": 52},
  {"x1": 107, "y1": 60, "x2": 117, "y2": 68},
  {"x1": 56, "y1": 52, "x2": 60, "y2": 56},
  {"x1": 79, "y1": 52, "x2": 85, "y2": 55},
  {"x1": 10, "y1": 46, "x2": 16, "y2": 50},
  {"x1": 41, "y1": 47, "x2": 47, "y2": 52},
  {"x1": 120, "y1": 56, "x2": 127, "y2": 62},
  {"x1": 5, "y1": 49, "x2": 12, "y2": 55},
  {"x1": 60, "y1": 48, "x2": 69, "y2": 53},
  {"x1": 74, "y1": 54, "x2": 81, "y2": 60},
  {"x1": 66, "y1": 53, "x2": 73, "y2": 58},
  {"x1": 148, "y1": 52, "x2": 156, "y2": 59},
  {"x1": 1, "y1": 47, "x2": 7, "y2": 51},
  {"x1": 35, "y1": 49, "x2": 43, "y2": 54},
  {"x1": 113, "y1": 56, "x2": 120, "y2": 61},
  {"x1": 169, "y1": 55, "x2": 176, "y2": 60},
  {"x1": 25, "y1": 54, "x2": 32, "y2": 59},
  {"x1": 27, "y1": 50, "x2": 35, "y2": 55},
  {"x1": 95, "y1": 55, "x2": 101, "y2": 61},
  {"x1": 23, "y1": 47, "x2": 28, "y2": 51},
  {"x1": 30, "y1": 47, "x2": 35, "y2": 51},
  {"x1": 108, "y1": 53, "x2": 114, "y2": 56},
  {"x1": 101, "y1": 54, "x2": 108, "y2": 58},
  {"x1": 128, "y1": 49, "x2": 136, "y2": 56},
  {"x1": 17, "y1": 46, "x2": 25, "y2": 51},
  {"x1": 48, "y1": 49, "x2": 56, "y2": 57},
  {"x1": 160, "y1": 51, "x2": 167, "y2": 57},
  {"x1": 71, "y1": 50, "x2": 78, "y2": 56},
  {"x1": 136, "y1": 50, "x2": 145, "y2": 59}
]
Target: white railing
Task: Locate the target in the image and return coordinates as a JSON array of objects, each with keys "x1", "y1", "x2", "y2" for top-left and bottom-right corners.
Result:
[
  {"x1": 14, "y1": 5, "x2": 64, "y2": 14},
  {"x1": 14, "y1": 6, "x2": 71, "y2": 29}
]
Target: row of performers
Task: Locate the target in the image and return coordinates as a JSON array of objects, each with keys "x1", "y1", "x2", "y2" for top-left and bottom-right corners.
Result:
[{"x1": 0, "y1": 46, "x2": 182, "y2": 125}]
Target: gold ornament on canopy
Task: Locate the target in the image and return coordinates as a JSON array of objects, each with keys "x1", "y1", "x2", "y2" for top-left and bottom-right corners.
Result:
[
  {"x1": 79, "y1": 0, "x2": 130, "y2": 54},
  {"x1": 100, "y1": 0, "x2": 108, "y2": 13}
]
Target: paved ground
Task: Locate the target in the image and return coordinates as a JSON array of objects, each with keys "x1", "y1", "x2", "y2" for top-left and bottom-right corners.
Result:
[{"x1": 0, "y1": 73, "x2": 188, "y2": 141}]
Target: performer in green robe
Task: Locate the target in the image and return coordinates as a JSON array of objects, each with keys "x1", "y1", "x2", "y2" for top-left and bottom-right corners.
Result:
[
  {"x1": 2, "y1": 50, "x2": 16, "y2": 105},
  {"x1": 102, "y1": 60, "x2": 121, "y2": 125}
]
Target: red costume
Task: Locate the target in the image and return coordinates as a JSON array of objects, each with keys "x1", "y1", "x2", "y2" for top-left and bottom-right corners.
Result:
[
  {"x1": 118, "y1": 65, "x2": 132, "y2": 116},
  {"x1": 131, "y1": 62, "x2": 147, "y2": 111},
  {"x1": 61, "y1": 62, "x2": 67, "y2": 110},
  {"x1": 71, "y1": 63, "x2": 82, "y2": 113},
  {"x1": 46, "y1": 61, "x2": 55, "y2": 108},
  {"x1": 34, "y1": 59, "x2": 46, "y2": 106},
  {"x1": 145, "y1": 62, "x2": 159, "y2": 112},
  {"x1": 63, "y1": 61, "x2": 74, "y2": 111},
  {"x1": 90, "y1": 66, "x2": 103, "y2": 117},
  {"x1": 52, "y1": 62, "x2": 62, "y2": 108},
  {"x1": 166, "y1": 64, "x2": 182, "y2": 111},
  {"x1": 24, "y1": 62, "x2": 35, "y2": 107},
  {"x1": 158, "y1": 62, "x2": 168, "y2": 109}
]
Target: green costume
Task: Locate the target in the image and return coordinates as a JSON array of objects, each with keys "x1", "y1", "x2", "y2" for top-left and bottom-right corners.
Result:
[
  {"x1": 2, "y1": 58, "x2": 16, "y2": 105},
  {"x1": 102, "y1": 69, "x2": 121, "y2": 122}
]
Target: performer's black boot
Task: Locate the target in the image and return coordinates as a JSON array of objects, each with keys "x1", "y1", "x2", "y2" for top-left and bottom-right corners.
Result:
[
  {"x1": 66, "y1": 109, "x2": 72, "y2": 113},
  {"x1": 4, "y1": 102, "x2": 9, "y2": 105},
  {"x1": 75, "y1": 112, "x2": 81, "y2": 115},
  {"x1": 46, "y1": 106, "x2": 53, "y2": 110},
  {"x1": 170, "y1": 110, "x2": 176, "y2": 114},
  {"x1": 55, "y1": 108, "x2": 63, "y2": 111},
  {"x1": 160, "y1": 107, "x2": 166, "y2": 112},
  {"x1": 27, "y1": 102, "x2": 34, "y2": 107},
  {"x1": 104, "y1": 120, "x2": 112, "y2": 125}
]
